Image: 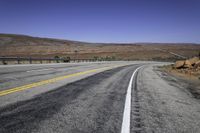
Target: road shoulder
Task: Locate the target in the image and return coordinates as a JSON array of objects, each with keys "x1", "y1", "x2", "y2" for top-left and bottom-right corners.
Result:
[
  {"x1": 160, "y1": 65, "x2": 200, "y2": 99},
  {"x1": 136, "y1": 65, "x2": 200, "y2": 133}
]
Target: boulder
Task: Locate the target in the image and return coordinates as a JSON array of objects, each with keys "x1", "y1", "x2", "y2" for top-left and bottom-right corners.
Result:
[
  {"x1": 174, "y1": 60, "x2": 185, "y2": 68},
  {"x1": 194, "y1": 60, "x2": 200, "y2": 68},
  {"x1": 188, "y1": 57, "x2": 199, "y2": 66},
  {"x1": 183, "y1": 60, "x2": 192, "y2": 68}
]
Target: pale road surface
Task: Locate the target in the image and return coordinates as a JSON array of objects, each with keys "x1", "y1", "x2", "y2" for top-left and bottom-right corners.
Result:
[{"x1": 0, "y1": 61, "x2": 199, "y2": 133}]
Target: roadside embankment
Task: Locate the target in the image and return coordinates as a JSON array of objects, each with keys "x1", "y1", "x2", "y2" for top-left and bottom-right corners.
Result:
[{"x1": 160, "y1": 57, "x2": 200, "y2": 99}]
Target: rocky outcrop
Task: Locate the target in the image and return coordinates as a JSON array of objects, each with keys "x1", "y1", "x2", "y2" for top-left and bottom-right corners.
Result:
[
  {"x1": 174, "y1": 57, "x2": 200, "y2": 69},
  {"x1": 183, "y1": 60, "x2": 192, "y2": 68},
  {"x1": 188, "y1": 57, "x2": 199, "y2": 66},
  {"x1": 172, "y1": 57, "x2": 200, "y2": 82},
  {"x1": 174, "y1": 60, "x2": 185, "y2": 68},
  {"x1": 194, "y1": 61, "x2": 200, "y2": 68}
]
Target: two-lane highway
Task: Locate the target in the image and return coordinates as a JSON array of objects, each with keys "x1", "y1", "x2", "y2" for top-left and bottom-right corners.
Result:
[
  {"x1": 0, "y1": 62, "x2": 144, "y2": 133},
  {"x1": 1, "y1": 61, "x2": 200, "y2": 133},
  {"x1": 0, "y1": 62, "x2": 139, "y2": 107}
]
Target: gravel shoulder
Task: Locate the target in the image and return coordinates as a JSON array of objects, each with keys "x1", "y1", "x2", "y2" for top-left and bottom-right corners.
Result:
[
  {"x1": 161, "y1": 65, "x2": 200, "y2": 99},
  {"x1": 137, "y1": 65, "x2": 200, "y2": 133}
]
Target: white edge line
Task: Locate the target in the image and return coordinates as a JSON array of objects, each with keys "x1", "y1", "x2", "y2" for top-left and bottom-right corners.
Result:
[{"x1": 121, "y1": 66, "x2": 142, "y2": 133}]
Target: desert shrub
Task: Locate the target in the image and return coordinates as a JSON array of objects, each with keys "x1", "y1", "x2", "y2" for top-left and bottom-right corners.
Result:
[
  {"x1": 2, "y1": 60, "x2": 7, "y2": 65},
  {"x1": 93, "y1": 56, "x2": 99, "y2": 61},
  {"x1": 111, "y1": 56, "x2": 116, "y2": 60},
  {"x1": 62, "y1": 56, "x2": 70, "y2": 62},
  {"x1": 54, "y1": 56, "x2": 59, "y2": 58},
  {"x1": 54, "y1": 55, "x2": 60, "y2": 63}
]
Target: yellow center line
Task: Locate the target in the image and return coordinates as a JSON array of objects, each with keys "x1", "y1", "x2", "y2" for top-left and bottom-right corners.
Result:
[{"x1": 0, "y1": 66, "x2": 113, "y2": 97}]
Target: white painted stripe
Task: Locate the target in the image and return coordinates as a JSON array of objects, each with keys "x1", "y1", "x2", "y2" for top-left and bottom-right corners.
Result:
[
  {"x1": 26, "y1": 68, "x2": 54, "y2": 72},
  {"x1": 121, "y1": 66, "x2": 142, "y2": 133}
]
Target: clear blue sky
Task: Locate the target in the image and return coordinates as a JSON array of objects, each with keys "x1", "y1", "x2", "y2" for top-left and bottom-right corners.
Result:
[{"x1": 0, "y1": 0, "x2": 200, "y2": 43}]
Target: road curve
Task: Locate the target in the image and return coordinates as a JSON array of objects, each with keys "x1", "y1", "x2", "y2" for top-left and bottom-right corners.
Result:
[
  {"x1": 0, "y1": 62, "x2": 200, "y2": 133},
  {"x1": 0, "y1": 61, "x2": 140, "y2": 107},
  {"x1": 0, "y1": 63, "x2": 141, "y2": 133}
]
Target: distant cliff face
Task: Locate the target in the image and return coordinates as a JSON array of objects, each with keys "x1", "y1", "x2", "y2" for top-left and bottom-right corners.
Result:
[{"x1": 0, "y1": 34, "x2": 200, "y2": 60}]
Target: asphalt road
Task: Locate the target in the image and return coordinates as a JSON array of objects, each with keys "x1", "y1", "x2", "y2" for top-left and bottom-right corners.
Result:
[{"x1": 0, "y1": 61, "x2": 200, "y2": 133}]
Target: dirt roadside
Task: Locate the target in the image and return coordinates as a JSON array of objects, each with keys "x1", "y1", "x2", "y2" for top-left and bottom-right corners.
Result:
[{"x1": 159, "y1": 65, "x2": 200, "y2": 99}]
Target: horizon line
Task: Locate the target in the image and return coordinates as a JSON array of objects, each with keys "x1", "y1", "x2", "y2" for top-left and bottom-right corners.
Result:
[{"x1": 0, "y1": 33, "x2": 200, "y2": 45}]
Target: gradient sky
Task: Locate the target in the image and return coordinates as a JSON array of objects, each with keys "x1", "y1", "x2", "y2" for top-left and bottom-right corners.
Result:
[{"x1": 0, "y1": 0, "x2": 200, "y2": 43}]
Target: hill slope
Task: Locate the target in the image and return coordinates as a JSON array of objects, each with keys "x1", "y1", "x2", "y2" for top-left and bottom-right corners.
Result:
[{"x1": 0, "y1": 34, "x2": 200, "y2": 60}]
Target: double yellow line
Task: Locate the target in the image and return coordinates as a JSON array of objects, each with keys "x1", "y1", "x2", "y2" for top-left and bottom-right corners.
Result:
[{"x1": 0, "y1": 67, "x2": 110, "y2": 97}]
